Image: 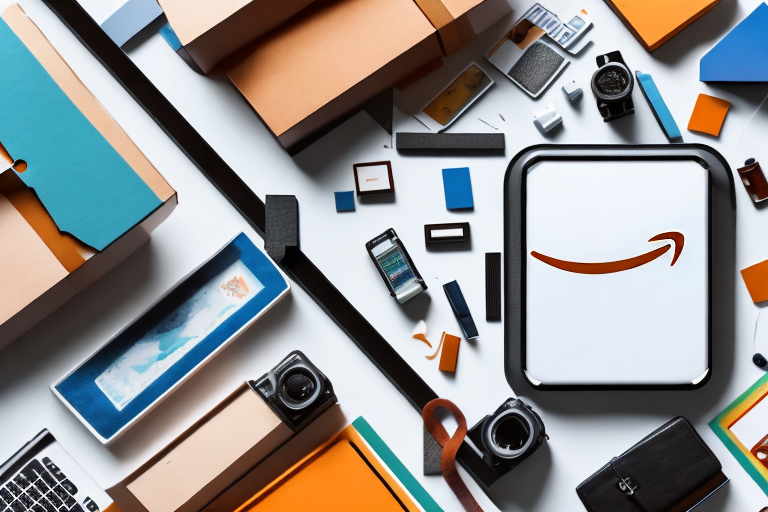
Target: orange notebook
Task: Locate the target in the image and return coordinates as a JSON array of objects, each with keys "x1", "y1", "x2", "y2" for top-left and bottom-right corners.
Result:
[
  {"x1": 604, "y1": 0, "x2": 720, "y2": 51},
  {"x1": 235, "y1": 418, "x2": 440, "y2": 512}
]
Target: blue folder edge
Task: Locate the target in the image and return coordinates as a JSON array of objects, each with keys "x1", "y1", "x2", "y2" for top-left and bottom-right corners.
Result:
[
  {"x1": 53, "y1": 233, "x2": 289, "y2": 443},
  {"x1": 100, "y1": 0, "x2": 163, "y2": 47}
]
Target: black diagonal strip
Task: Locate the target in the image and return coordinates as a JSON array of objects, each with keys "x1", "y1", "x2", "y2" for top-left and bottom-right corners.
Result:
[{"x1": 39, "y1": 0, "x2": 498, "y2": 488}]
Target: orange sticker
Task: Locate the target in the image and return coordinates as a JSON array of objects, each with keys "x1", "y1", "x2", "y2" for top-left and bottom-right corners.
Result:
[
  {"x1": 438, "y1": 333, "x2": 461, "y2": 373},
  {"x1": 688, "y1": 94, "x2": 731, "y2": 136},
  {"x1": 742, "y1": 259, "x2": 768, "y2": 303}
]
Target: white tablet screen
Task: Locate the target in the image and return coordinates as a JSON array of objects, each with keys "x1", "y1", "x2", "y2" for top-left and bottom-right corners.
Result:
[{"x1": 525, "y1": 160, "x2": 708, "y2": 386}]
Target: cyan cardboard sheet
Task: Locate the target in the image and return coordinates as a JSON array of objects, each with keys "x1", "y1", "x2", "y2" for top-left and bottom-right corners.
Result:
[{"x1": 0, "y1": 18, "x2": 161, "y2": 251}]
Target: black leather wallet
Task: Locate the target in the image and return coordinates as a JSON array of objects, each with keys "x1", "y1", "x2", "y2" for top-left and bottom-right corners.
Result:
[{"x1": 576, "y1": 417, "x2": 728, "y2": 512}]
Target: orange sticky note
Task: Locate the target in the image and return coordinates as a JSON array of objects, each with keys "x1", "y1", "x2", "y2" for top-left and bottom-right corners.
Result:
[
  {"x1": 688, "y1": 94, "x2": 730, "y2": 136},
  {"x1": 605, "y1": 0, "x2": 720, "y2": 51},
  {"x1": 742, "y1": 259, "x2": 768, "y2": 303},
  {"x1": 438, "y1": 333, "x2": 461, "y2": 372}
]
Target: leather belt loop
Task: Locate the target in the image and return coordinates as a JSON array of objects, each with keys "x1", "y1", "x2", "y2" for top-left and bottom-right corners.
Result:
[
  {"x1": 411, "y1": 0, "x2": 465, "y2": 56},
  {"x1": 423, "y1": 398, "x2": 484, "y2": 512}
]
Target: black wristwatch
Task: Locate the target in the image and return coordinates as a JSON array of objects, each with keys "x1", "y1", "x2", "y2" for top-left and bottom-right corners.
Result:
[{"x1": 591, "y1": 50, "x2": 634, "y2": 122}]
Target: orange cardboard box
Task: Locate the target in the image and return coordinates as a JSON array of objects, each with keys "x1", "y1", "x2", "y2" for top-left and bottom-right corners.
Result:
[
  {"x1": 158, "y1": 0, "x2": 318, "y2": 74},
  {"x1": 226, "y1": 0, "x2": 510, "y2": 154},
  {"x1": 0, "y1": 4, "x2": 176, "y2": 349}
]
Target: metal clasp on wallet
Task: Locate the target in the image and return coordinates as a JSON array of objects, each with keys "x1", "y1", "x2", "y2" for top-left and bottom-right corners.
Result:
[{"x1": 618, "y1": 477, "x2": 639, "y2": 495}]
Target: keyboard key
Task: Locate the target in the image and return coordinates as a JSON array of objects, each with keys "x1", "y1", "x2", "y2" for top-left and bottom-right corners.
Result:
[
  {"x1": 60, "y1": 482, "x2": 77, "y2": 497},
  {"x1": 47, "y1": 491, "x2": 64, "y2": 508},
  {"x1": 18, "y1": 493, "x2": 33, "y2": 508},
  {"x1": 62, "y1": 495, "x2": 75, "y2": 509},
  {"x1": 0, "y1": 494, "x2": 7, "y2": 508},
  {"x1": 41, "y1": 460, "x2": 65, "y2": 483},
  {"x1": 59, "y1": 507, "x2": 67, "y2": 512},
  {"x1": 27, "y1": 486, "x2": 42, "y2": 502},
  {"x1": 40, "y1": 498, "x2": 56, "y2": 512},
  {"x1": 82, "y1": 498, "x2": 98, "y2": 512},
  {"x1": 9, "y1": 501, "x2": 25, "y2": 512},
  {"x1": 69, "y1": 506, "x2": 83, "y2": 512},
  {"x1": 41, "y1": 460, "x2": 58, "y2": 475},
  {"x1": 0, "y1": 489, "x2": 12, "y2": 503},
  {"x1": 13, "y1": 473, "x2": 31, "y2": 489},
  {"x1": 6, "y1": 484, "x2": 21, "y2": 498},
  {"x1": 34, "y1": 480, "x2": 49, "y2": 494},
  {"x1": 40, "y1": 471, "x2": 57, "y2": 490},
  {"x1": 32, "y1": 505, "x2": 45, "y2": 512}
]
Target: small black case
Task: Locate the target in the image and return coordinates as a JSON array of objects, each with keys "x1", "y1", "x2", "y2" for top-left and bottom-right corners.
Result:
[{"x1": 576, "y1": 417, "x2": 727, "y2": 512}]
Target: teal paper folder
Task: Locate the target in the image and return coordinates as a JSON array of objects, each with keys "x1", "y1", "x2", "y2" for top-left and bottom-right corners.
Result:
[{"x1": 0, "y1": 18, "x2": 161, "y2": 251}]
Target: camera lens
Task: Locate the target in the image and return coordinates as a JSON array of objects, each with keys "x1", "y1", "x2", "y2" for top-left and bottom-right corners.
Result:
[
  {"x1": 279, "y1": 366, "x2": 321, "y2": 409},
  {"x1": 493, "y1": 415, "x2": 530, "y2": 451},
  {"x1": 484, "y1": 409, "x2": 535, "y2": 459}
]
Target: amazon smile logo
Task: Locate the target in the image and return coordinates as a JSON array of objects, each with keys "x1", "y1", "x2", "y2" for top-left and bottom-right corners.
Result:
[{"x1": 531, "y1": 231, "x2": 684, "y2": 275}]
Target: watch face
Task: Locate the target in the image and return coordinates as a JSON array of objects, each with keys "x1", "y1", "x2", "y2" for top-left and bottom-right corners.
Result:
[{"x1": 592, "y1": 62, "x2": 633, "y2": 101}]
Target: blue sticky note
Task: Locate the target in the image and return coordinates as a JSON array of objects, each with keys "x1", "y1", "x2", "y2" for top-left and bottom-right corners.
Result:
[
  {"x1": 700, "y1": 3, "x2": 768, "y2": 82},
  {"x1": 636, "y1": 71, "x2": 681, "y2": 140},
  {"x1": 335, "y1": 191, "x2": 355, "y2": 212},
  {"x1": 159, "y1": 23, "x2": 183, "y2": 52},
  {"x1": 442, "y1": 167, "x2": 473, "y2": 210},
  {"x1": 0, "y1": 19, "x2": 161, "y2": 251},
  {"x1": 101, "y1": 0, "x2": 163, "y2": 47}
]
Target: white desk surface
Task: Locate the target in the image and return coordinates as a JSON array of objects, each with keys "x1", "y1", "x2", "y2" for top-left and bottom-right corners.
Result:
[{"x1": 1, "y1": 0, "x2": 767, "y2": 510}]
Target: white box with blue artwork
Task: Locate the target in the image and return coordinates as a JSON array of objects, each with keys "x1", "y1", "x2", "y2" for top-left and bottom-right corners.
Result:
[{"x1": 51, "y1": 233, "x2": 290, "y2": 444}]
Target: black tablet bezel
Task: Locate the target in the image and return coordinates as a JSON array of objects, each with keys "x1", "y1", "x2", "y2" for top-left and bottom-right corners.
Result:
[{"x1": 504, "y1": 144, "x2": 735, "y2": 391}]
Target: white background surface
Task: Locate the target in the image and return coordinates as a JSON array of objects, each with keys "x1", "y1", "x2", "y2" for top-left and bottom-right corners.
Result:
[
  {"x1": 526, "y1": 160, "x2": 709, "y2": 386},
  {"x1": 3, "y1": 0, "x2": 768, "y2": 511}
]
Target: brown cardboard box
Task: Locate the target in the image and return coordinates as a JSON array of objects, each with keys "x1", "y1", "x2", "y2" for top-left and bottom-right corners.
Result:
[
  {"x1": 225, "y1": 0, "x2": 510, "y2": 154},
  {"x1": 158, "y1": 0, "x2": 318, "y2": 74},
  {"x1": 0, "y1": 4, "x2": 177, "y2": 349},
  {"x1": 107, "y1": 380, "x2": 344, "y2": 512}
]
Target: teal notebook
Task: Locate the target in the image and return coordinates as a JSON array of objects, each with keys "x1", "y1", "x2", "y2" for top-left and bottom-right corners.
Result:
[{"x1": 0, "y1": 18, "x2": 161, "y2": 251}]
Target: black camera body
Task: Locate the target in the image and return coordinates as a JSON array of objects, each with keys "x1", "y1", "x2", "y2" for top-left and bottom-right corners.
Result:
[
  {"x1": 249, "y1": 350, "x2": 336, "y2": 431},
  {"x1": 467, "y1": 398, "x2": 547, "y2": 478},
  {"x1": 591, "y1": 51, "x2": 635, "y2": 122}
]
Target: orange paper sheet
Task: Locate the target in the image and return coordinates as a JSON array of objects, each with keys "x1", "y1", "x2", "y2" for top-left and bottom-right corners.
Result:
[
  {"x1": 604, "y1": 0, "x2": 720, "y2": 51},
  {"x1": 236, "y1": 427, "x2": 419, "y2": 512},
  {"x1": 742, "y1": 259, "x2": 768, "y2": 303},
  {"x1": 688, "y1": 93, "x2": 730, "y2": 136}
]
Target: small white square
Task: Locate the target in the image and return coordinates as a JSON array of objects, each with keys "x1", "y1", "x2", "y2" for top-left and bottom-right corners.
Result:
[{"x1": 355, "y1": 163, "x2": 392, "y2": 194}]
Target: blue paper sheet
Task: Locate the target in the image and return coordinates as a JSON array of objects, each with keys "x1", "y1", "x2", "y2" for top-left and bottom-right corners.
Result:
[
  {"x1": 334, "y1": 191, "x2": 355, "y2": 212},
  {"x1": 636, "y1": 71, "x2": 681, "y2": 140},
  {"x1": 101, "y1": 0, "x2": 163, "y2": 47},
  {"x1": 442, "y1": 167, "x2": 474, "y2": 210},
  {"x1": 700, "y1": 3, "x2": 768, "y2": 82},
  {"x1": 0, "y1": 19, "x2": 161, "y2": 251},
  {"x1": 159, "y1": 23, "x2": 183, "y2": 52}
]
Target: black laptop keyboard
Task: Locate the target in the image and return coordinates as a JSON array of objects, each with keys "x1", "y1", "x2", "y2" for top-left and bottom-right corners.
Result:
[{"x1": 0, "y1": 458, "x2": 98, "y2": 512}]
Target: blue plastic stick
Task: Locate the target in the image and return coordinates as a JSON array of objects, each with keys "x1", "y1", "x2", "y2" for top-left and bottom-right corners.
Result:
[{"x1": 636, "y1": 71, "x2": 682, "y2": 140}]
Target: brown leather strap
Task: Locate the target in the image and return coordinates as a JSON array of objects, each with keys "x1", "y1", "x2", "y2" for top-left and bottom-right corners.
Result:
[
  {"x1": 423, "y1": 398, "x2": 484, "y2": 512},
  {"x1": 411, "y1": 0, "x2": 464, "y2": 56}
]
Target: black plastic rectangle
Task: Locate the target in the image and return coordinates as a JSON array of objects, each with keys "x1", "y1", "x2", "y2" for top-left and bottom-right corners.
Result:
[
  {"x1": 396, "y1": 133, "x2": 505, "y2": 153},
  {"x1": 424, "y1": 222, "x2": 470, "y2": 244},
  {"x1": 485, "y1": 253, "x2": 501, "y2": 321}
]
